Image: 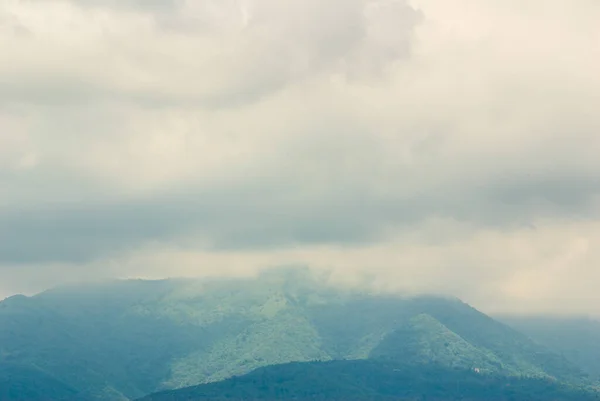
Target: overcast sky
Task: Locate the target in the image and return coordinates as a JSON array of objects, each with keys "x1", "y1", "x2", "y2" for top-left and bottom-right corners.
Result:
[{"x1": 1, "y1": 0, "x2": 600, "y2": 315}]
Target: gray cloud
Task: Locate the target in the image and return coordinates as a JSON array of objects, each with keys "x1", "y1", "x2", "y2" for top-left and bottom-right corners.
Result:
[
  {"x1": 1, "y1": 0, "x2": 600, "y2": 314},
  {"x1": 28, "y1": 0, "x2": 182, "y2": 12},
  {"x1": 2, "y1": 165, "x2": 599, "y2": 264},
  {"x1": 1, "y1": 0, "x2": 421, "y2": 109}
]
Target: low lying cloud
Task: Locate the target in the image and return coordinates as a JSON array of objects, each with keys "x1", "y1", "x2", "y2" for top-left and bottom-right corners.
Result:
[{"x1": 1, "y1": 0, "x2": 600, "y2": 315}]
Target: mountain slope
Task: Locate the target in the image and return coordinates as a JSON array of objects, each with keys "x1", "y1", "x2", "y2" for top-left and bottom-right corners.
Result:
[
  {"x1": 138, "y1": 360, "x2": 600, "y2": 401},
  {"x1": 0, "y1": 268, "x2": 591, "y2": 400},
  {"x1": 369, "y1": 314, "x2": 504, "y2": 372},
  {"x1": 408, "y1": 298, "x2": 586, "y2": 383},
  {"x1": 0, "y1": 363, "x2": 89, "y2": 401},
  {"x1": 499, "y1": 316, "x2": 600, "y2": 381}
]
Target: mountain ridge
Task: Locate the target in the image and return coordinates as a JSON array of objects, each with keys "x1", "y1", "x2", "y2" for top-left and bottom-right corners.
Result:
[
  {"x1": 138, "y1": 360, "x2": 600, "y2": 401},
  {"x1": 0, "y1": 270, "x2": 595, "y2": 400},
  {"x1": 499, "y1": 315, "x2": 600, "y2": 381}
]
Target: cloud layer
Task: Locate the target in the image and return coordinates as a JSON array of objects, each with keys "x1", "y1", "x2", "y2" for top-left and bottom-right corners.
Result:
[{"x1": 1, "y1": 0, "x2": 600, "y2": 315}]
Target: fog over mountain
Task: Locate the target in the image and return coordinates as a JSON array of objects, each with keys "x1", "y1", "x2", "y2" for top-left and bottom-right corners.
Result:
[
  {"x1": 1, "y1": 0, "x2": 600, "y2": 315},
  {"x1": 1, "y1": 270, "x2": 598, "y2": 401}
]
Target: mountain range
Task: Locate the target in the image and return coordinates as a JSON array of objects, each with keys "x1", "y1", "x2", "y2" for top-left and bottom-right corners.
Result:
[
  {"x1": 139, "y1": 360, "x2": 600, "y2": 401},
  {"x1": 497, "y1": 315, "x2": 600, "y2": 381},
  {"x1": 0, "y1": 267, "x2": 598, "y2": 401}
]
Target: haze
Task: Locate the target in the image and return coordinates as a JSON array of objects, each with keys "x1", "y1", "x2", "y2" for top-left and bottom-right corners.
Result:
[{"x1": 1, "y1": 0, "x2": 599, "y2": 315}]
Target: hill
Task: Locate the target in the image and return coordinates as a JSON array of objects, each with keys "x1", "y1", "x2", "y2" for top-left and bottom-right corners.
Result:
[
  {"x1": 0, "y1": 363, "x2": 89, "y2": 401},
  {"x1": 0, "y1": 268, "x2": 591, "y2": 400},
  {"x1": 499, "y1": 316, "x2": 600, "y2": 381},
  {"x1": 138, "y1": 360, "x2": 600, "y2": 401}
]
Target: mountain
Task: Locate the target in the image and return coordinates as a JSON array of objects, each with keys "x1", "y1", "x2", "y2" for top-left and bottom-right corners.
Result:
[
  {"x1": 139, "y1": 360, "x2": 599, "y2": 401},
  {"x1": 499, "y1": 316, "x2": 600, "y2": 381},
  {"x1": 0, "y1": 268, "x2": 592, "y2": 400},
  {"x1": 0, "y1": 363, "x2": 89, "y2": 401},
  {"x1": 369, "y1": 314, "x2": 505, "y2": 372}
]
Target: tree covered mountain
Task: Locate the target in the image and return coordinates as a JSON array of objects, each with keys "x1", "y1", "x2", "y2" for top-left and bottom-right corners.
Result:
[
  {"x1": 0, "y1": 268, "x2": 594, "y2": 400},
  {"x1": 499, "y1": 316, "x2": 600, "y2": 381},
  {"x1": 138, "y1": 360, "x2": 600, "y2": 401},
  {"x1": 0, "y1": 363, "x2": 88, "y2": 401}
]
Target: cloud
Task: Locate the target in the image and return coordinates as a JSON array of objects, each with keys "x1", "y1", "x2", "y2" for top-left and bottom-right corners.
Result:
[
  {"x1": 1, "y1": 0, "x2": 600, "y2": 314},
  {"x1": 0, "y1": 0, "x2": 421, "y2": 107}
]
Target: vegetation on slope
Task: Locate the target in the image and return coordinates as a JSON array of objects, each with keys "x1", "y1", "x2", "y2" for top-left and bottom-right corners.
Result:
[
  {"x1": 139, "y1": 360, "x2": 600, "y2": 401},
  {"x1": 0, "y1": 363, "x2": 89, "y2": 401},
  {"x1": 499, "y1": 316, "x2": 600, "y2": 381},
  {"x1": 0, "y1": 268, "x2": 592, "y2": 400},
  {"x1": 370, "y1": 314, "x2": 505, "y2": 372}
]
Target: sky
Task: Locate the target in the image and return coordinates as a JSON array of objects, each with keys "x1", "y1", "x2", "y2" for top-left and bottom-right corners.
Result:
[{"x1": 1, "y1": 0, "x2": 600, "y2": 315}]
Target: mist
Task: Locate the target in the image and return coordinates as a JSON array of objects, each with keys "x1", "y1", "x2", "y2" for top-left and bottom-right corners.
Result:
[{"x1": 1, "y1": 0, "x2": 600, "y2": 315}]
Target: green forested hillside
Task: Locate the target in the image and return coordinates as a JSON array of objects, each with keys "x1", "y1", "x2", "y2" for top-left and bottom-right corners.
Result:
[
  {"x1": 499, "y1": 316, "x2": 600, "y2": 381},
  {"x1": 0, "y1": 363, "x2": 89, "y2": 401},
  {"x1": 0, "y1": 268, "x2": 592, "y2": 400},
  {"x1": 369, "y1": 314, "x2": 506, "y2": 372},
  {"x1": 138, "y1": 360, "x2": 600, "y2": 401}
]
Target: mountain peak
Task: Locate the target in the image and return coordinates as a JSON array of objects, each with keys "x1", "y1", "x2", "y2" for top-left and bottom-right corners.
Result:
[{"x1": 0, "y1": 276, "x2": 593, "y2": 400}]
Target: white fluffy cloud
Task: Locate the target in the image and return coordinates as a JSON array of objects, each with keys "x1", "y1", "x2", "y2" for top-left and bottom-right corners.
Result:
[{"x1": 1, "y1": 0, "x2": 600, "y2": 315}]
